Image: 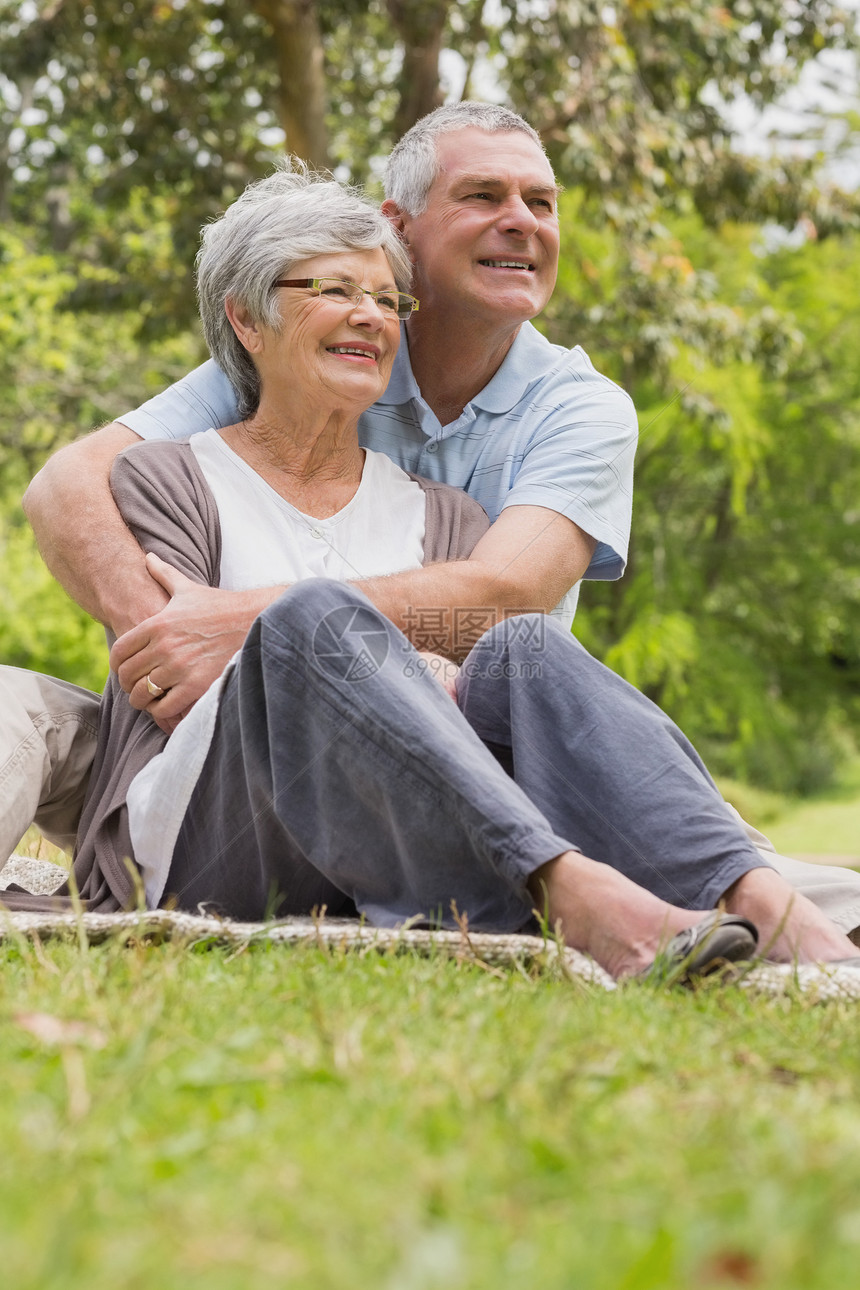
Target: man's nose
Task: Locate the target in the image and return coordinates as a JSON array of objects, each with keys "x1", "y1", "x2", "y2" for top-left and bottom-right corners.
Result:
[{"x1": 499, "y1": 195, "x2": 539, "y2": 237}]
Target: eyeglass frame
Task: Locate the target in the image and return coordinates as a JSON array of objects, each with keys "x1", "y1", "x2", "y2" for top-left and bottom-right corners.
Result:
[{"x1": 272, "y1": 277, "x2": 419, "y2": 321}]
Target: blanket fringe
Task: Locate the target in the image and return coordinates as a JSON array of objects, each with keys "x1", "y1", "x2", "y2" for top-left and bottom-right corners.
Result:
[{"x1": 4, "y1": 856, "x2": 860, "y2": 1000}]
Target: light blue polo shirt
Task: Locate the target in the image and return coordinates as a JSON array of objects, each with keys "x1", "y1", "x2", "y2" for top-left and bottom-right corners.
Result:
[{"x1": 119, "y1": 322, "x2": 637, "y2": 625}]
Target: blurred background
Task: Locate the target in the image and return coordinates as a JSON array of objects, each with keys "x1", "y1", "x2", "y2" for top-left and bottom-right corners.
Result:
[{"x1": 1, "y1": 0, "x2": 859, "y2": 824}]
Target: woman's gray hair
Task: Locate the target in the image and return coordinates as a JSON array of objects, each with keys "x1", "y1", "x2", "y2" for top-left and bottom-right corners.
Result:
[
  {"x1": 384, "y1": 102, "x2": 550, "y2": 217},
  {"x1": 196, "y1": 160, "x2": 412, "y2": 417}
]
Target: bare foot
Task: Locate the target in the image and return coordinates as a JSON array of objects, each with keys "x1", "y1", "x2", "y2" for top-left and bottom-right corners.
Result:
[
  {"x1": 527, "y1": 851, "x2": 711, "y2": 980},
  {"x1": 723, "y1": 866, "x2": 860, "y2": 964}
]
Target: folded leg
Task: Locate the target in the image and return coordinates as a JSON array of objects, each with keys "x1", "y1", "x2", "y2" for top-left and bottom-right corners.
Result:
[
  {"x1": 739, "y1": 816, "x2": 860, "y2": 940},
  {"x1": 455, "y1": 615, "x2": 773, "y2": 910},
  {"x1": 455, "y1": 616, "x2": 859, "y2": 961},
  {"x1": 167, "y1": 580, "x2": 571, "y2": 928}
]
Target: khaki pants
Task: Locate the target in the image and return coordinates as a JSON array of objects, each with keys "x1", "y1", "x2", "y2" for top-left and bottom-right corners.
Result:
[
  {"x1": 0, "y1": 666, "x2": 99, "y2": 862},
  {"x1": 726, "y1": 804, "x2": 860, "y2": 940}
]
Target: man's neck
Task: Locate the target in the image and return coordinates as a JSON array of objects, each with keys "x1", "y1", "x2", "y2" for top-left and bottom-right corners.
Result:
[{"x1": 404, "y1": 312, "x2": 523, "y2": 427}]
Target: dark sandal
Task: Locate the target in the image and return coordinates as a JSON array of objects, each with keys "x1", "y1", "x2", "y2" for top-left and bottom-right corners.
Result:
[{"x1": 640, "y1": 911, "x2": 759, "y2": 985}]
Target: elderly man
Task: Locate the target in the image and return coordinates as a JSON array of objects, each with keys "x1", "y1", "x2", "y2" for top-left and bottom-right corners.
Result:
[{"x1": 8, "y1": 103, "x2": 860, "y2": 944}]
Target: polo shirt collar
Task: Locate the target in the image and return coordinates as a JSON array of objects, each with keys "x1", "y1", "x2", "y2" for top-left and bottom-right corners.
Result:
[
  {"x1": 380, "y1": 321, "x2": 558, "y2": 416},
  {"x1": 470, "y1": 322, "x2": 560, "y2": 413}
]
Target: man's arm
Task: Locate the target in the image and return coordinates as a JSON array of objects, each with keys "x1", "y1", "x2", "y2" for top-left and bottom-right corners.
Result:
[
  {"x1": 111, "y1": 502, "x2": 595, "y2": 720},
  {"x1": 23, "y1": 360, "x2": 240, "y2": 636},
  {"x1": 357, "y1": 503, "x2": 595, "y2": 658},
  {"x1": 23, "y1": 422, "x2": 169, "y2": 635}
]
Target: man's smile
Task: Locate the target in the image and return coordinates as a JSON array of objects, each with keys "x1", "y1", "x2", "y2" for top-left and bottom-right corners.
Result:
[{"x1": 478, "y1": 258, "x2": 535, "y2": 271}]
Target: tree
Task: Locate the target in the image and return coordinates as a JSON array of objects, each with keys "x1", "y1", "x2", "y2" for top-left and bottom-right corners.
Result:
[
  {"x1": 0, "y1": 218, "x2": 202, "y2": 691},
  {"x1": 2, "y1": 3, "x2": 855, "y2": 367},
  {"x1": 1, "y1": 0, "x2": 859, "y2": 784},
  {"x1": 560, "y1": 209, "x2": 860, "y2": 791},
  {"x1": 249, "y1": 0, "x2": 331, "y2": 167},
  {"x1": 3, "y1": 3, "x2": 857, "y2": 224}
]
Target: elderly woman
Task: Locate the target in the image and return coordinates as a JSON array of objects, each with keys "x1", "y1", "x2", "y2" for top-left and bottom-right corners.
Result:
[{"x1": 57, "y1": 167, "x2": 857, "y2": 979}]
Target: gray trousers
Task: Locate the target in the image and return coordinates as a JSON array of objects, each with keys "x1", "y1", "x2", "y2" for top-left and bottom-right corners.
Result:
[
  {"x1": 165, "y1": 580, "x2": 770, "y2": 927},
  {"x1": 3, "y1": 610, "x2": 860, "y2": 935}
]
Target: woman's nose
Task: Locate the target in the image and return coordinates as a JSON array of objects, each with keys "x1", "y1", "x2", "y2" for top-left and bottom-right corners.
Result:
[{"x1": 348, "y1": 293, "x2": 387, "y2": 329}]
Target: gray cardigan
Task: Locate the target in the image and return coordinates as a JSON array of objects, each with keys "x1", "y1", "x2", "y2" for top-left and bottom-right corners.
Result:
[{"x1": 4, "y1": 439, "x2": 490, "y2": 912}]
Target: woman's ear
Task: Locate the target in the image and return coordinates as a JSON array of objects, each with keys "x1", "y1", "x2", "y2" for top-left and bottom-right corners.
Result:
[{"x1": 225, "y1": 298, "x2": 264, "y2": 353}]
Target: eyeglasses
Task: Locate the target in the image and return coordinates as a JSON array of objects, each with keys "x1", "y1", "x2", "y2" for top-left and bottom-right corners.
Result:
[{"x1": 272, "y1": 277, "x2": 419, "y2": 321}]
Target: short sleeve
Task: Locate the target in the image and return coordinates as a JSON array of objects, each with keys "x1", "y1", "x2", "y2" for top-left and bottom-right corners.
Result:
[
  {"x1": 502, "y1": 381, "x2": 638, "y2": 581},
  {"x1": 117, "y1": 360, "x2": 239, "y2": 442}
]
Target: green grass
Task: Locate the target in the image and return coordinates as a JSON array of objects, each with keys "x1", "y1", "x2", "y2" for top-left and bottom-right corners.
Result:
[
  {"x1": 766, "y1": 797, "x2": 860, "y2": 858},
  {"x1": 716, "y1": 758, "x2": 860, "y2": 861},
  {"x1": 7, "y1": 774, "x2": 860, "y2": 1286},
  {"x1": 3, "y1": 935, "x2": 860, "y2": 1289},
  {"x1": 717, "y1": 761, "x2": 860, "y2": 859},
  {"x1": 764, "y1": 759, "x2": 860, "y2": 857}
]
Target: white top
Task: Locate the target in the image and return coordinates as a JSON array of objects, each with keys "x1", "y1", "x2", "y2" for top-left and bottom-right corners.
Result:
[
  {"x1": 119, "y1": 322, "x2": 638, "y2": 627},
  {"x1": 191, "y1": 430, "x2": 426, "y2": 588},
  {"x1": 127, "y1": 437, "x2": 426, "y2": 908}
]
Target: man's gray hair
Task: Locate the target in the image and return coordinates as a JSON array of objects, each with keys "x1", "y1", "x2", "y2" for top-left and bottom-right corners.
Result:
[
  {"x1": 384, "y1": 101, "x2": 550, "y2": 216},
  {"x1": 197, "y1": 160, "x2": 412, "y2": 417}
]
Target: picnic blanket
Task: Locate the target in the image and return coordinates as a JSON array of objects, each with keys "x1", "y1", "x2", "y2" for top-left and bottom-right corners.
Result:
[{"x1": 4, "y1": 856, "x2": 860, "y2": 1001}]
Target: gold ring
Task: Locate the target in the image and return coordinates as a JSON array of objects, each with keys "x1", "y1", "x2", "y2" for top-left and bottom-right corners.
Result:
[{"x1": 145, "y1": 674, "x2": 165, "y2": 698}]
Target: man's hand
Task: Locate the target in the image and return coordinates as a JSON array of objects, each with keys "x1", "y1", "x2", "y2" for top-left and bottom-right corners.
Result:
[
  {"x1": 416, "y1": 651, "x2": 460, "y2": 700},
  {"x1": 110, "y1": 552, "x2": 284, "y2": 731}
]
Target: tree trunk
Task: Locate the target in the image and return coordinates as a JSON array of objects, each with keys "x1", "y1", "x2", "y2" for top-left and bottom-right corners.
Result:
[
  {"x1": 386, "y1": 0, "x2": 450, "y2": 139},
  {"x1": 250, "y1": 0, "x2": 330, "y2": 167},
  {"x1": 0, "y1": 0, "x2": 67, "y2": 222}
]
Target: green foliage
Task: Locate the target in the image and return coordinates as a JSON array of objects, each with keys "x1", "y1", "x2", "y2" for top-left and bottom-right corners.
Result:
[
  {"x1": 0, "y1": 2, "x2": 858, "y2": 788},
  {"x1": 0, "y1": 516, "x2": 106, "y2": 690},
  {"x1": 0, "y1": 222, "x2": 204, "y2": 687},
  {"x1": 2, "y1": 4, "x2": 857, "y2": 298},
  {"x1": 566, "y1": 214, "x2": 860, "y2": 792},
  {"x1": 0, "y1": 222, "x2": 205, "y2": 476}
]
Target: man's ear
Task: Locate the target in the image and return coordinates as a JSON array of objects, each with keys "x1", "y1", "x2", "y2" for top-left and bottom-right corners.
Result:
[
  {"x1": 382, "y1": 198, "x2": 409, "y2": 240},
  {"x1": 225, "y1": 298, "x2": 264, "y2": 353}
]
